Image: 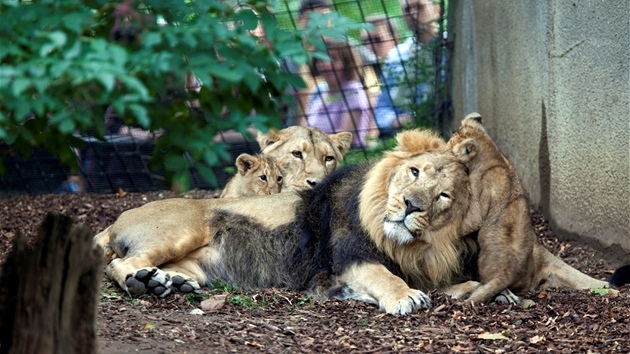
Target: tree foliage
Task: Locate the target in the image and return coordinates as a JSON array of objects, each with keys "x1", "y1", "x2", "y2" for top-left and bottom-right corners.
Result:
[{"x1": 0, "y1": 0, "x2": 362, "y2": 190}]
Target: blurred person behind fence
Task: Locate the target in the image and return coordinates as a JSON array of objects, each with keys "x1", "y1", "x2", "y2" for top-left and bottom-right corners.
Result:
[
  {"x1": 372, "y1": 0, "x2": 440, "y2": 137},
  {"x1": 304, "y1": 39, "x2": 378, "y2": 148},
  {"x1": 291, "y1": 0, "x2": 379, "y2": 127}
]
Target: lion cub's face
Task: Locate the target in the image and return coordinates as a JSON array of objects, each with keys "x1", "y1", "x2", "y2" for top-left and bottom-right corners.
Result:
[
  {"x1": 383, "y1": 151, "x2": 470, "y2": 245},
  {"x1": 258, "y1": 126, "x2": 352, "y2": 192},
  {"x1": 219, "y1": 153, "x2": 283, "y2": 198}
]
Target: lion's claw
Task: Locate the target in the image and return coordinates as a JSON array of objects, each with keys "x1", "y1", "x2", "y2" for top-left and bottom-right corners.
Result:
[{"x1": 386, "y1": 290, "x2": 432, "y2": 315}]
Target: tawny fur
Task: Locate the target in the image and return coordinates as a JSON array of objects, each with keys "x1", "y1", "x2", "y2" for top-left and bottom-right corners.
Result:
[
  {"x1": 359, "y1": 129, "x2": 474, "y2": 291},
  {"x1": 445, "y1": 113, "x2": 608, "y2": 304},
  {"x1": 257, "y1": 126, "x2": 352, "y2": 191},
  {"x1": 94, "y1": 128, "x2": 477, "y2": 315},
  {"x1": 219, "y1": 153, "x2": 283, "y2": 198}
]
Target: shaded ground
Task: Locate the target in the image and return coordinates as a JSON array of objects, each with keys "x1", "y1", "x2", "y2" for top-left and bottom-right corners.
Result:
[{"x1": 1, "y1": 191, "x2": 628, "y2": 353}]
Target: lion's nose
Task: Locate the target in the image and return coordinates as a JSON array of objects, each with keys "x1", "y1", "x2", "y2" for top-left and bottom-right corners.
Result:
[{"x1": 404, "y1": 198, "x2": 424, "y2": 216}]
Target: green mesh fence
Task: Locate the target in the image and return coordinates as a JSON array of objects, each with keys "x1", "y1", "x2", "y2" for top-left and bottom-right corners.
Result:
[{"x1": 0, "y1": 0, "x2": 451, "y2": 196}]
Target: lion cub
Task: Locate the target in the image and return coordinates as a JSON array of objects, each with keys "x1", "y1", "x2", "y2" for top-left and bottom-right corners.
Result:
[
  {"x1": 446, "y1": 113, "x2": 608, "y2": 304},
  {"x1": 219, "y1": 153, "x2": 283, "y2": 198},
  {"x1": 446, "y1": 113, "x2": 539, "y2": 303}
]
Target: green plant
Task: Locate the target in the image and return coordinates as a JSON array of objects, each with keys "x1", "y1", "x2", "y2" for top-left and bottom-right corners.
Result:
[
  {"x1": 185, "y1": 292, "x2": 209, "y2": 306},
  {"x1": 296, "y1": 293, "x2": 312, "y2": 306},
  {"x1": 211, "y1": 278, "x2": 232, "y2": 293},
  {"x1": 0, "y1": 0, "x2": 363, "y2": 190},
  {"x1": 230, "y1": 294, "x2": 256, "y2": 309}
]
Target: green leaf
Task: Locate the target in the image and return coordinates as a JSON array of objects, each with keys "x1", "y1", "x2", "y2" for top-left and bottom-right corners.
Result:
[
  {"x1": 164, "y1": 154, "x2": 188, "y2": 171},
  {"x1": 118, "y1": 76, "x2": 150, "y2": 101},
  {"x1": 12, "y1": 77, "x2": 31, "y2": 96},
  {"x1": 234, "y1": 9, "x2": 259, "y2": 31},
  {"x1": 128, "y1": 103, "x2": 150, "y2": 128},
  {"x1": 48, "y1": 31, "x2": 68, "y2": 47},
  {"x1": 62, "y1": 12, "x2": 89, "y2": 33},
  {"x1": 203, "y1": 148, "x2": 220, "y2": 166},
  {"x1": 28, "y1": 65, "x2": 46, "y2": 78},
  {"x1": 39, "y1": 31, "x2": 68, "y2": 57},
  {"x1": 207, "y1": 63, "x2": 244, "y2": 83},
  {"x1": 143, "y1": 32, "x2": 163, "y2": 48},
  {"x1": 171, "y1": 170, "x2": 191, "y2": 193},
  {"x1": 95, "y1": 71, "x2": 115, "y2": 92},
  {"x1": 195, "y1": 164, "x2": 218, "y2": 187},
  {"x1": 64, "y1": 41, "x2": 82, "y2": 60},
  {"x1": 58, "y1": 118, "x2": 76, "y2": 134},
  {"x1": 590, "y1": 288, "x2": 611, "y2": 295}
]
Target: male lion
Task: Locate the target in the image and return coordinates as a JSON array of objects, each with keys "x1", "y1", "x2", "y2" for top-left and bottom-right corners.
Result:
[
  {"x1": 444, "y1": 113, "x2": 609, "y2": 304},
  {"x1": 219, "y1": 153, "x2": 283, "y2": 198},
  {"x1": 95, "y1": 129, "x2": 477, "y2": 315}
]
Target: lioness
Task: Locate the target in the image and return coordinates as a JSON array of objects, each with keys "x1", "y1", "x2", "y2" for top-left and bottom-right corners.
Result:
[
  {"x1": 95, "y1": 126, "x2": 352, "y2": 260},
  {"x1": 445, "y1": 113, "x2": 609, "y2": 304},
  {"x1": 96, "y1": 129, "x2": 477, "y2": 315},
  {"x1": 219, "y1": 153, "x2": 283, "y2": 198},
  {"x1": 257, "y1": 126, "x2": 352, "y2": 191}
]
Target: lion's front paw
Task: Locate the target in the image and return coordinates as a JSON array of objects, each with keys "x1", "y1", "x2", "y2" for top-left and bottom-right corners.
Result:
[
  {"x1": 171, "y1": 275, "x2": 201, "y2": 294},
  {"x1": 382, "y1": 289, "x2": 432, "y2": 315},
  {"x1": 125, "y1": 267, "x2": 173, "y2": 297}
]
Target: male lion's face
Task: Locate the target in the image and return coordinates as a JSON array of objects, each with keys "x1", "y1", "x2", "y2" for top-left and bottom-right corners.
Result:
[
  {"x1": 383, "y1": 151, "x2": 470, "y2": 244},
  {"x1": 258, "y1": 126, "x2": 353, "y2": 192}
]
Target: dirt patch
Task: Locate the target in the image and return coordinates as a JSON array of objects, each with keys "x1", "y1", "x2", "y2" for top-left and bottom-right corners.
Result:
[{"x1": 1, "y1": 192, "x2": 628, "y2": 353}]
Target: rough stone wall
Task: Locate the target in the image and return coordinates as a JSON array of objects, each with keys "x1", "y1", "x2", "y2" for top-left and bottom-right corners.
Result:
[{"x1": 448, "y1": 0, "x2": 629, "y2": 254}]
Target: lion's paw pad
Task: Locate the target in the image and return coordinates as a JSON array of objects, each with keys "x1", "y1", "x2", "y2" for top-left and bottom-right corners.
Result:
[
  {"x1": 126, "y1": 268, "x2": 173, "y2": 297},
  {"x1": 171, "y1": 275, "x2": 201, "y2": 294}
]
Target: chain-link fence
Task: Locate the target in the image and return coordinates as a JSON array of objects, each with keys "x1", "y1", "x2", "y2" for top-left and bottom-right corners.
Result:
[{"x1": 0, "y1": 0, "x2": 451, "y2": 197}]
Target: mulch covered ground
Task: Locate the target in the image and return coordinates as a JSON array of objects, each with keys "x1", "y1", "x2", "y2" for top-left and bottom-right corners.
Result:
[{"x1": 1, "y1": 191, "x2": 628, "y2": 353}]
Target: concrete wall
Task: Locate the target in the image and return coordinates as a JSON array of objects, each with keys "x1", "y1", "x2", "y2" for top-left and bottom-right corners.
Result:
[{"x1": 448, "y1": 0, "x2": 629, "y2": 254}]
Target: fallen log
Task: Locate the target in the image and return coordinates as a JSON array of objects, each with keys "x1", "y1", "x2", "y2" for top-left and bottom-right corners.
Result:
[{"x1": 0, "y1": 213, "x2": 103, "y2": 354}]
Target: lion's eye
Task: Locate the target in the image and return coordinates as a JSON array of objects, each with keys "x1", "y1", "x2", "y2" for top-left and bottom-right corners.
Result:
[
  {"x1": 277, "y1": 176, "x2": 283, "y2": 183},
  {"x1": 259, "y1": 175, "x2": 267, "y2": 182},
  {"x1": 439, "y1": 192, "x2": 451, "y2": 200},
  {"x1": 292, "y1": 151, "x2": 303, "y2": 159},
  {"x1": 410, "y1": 167, "x2": 419, "y2": 177},
  {"x1": 325, "y1": 156, "x2": 335, "y2": 162}
]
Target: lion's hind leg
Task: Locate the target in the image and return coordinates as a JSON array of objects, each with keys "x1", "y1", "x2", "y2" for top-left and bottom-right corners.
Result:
[
  {"x1": 441, "y1": 280, "x2": 481, "y2": 299},
  {"x1": 109, "y1": 247, "x2": 212, "y2": 297},
  {"x1": 442, "y1": 281, "x2": 522, "y2": 305}
]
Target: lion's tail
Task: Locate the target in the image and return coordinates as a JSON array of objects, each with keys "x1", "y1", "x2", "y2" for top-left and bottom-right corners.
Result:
[
  {"x1": 532, "y1": 244, "x2": 609, "y2": 290},
  {"x1": 610, "y1": 265, "x2": 630, "y2": 287}
]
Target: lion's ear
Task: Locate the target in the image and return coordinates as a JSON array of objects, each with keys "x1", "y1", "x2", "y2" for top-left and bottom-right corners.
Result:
[
  {"x1": 235, "y1": 153, "x2": 258, "y2": 175},
  {"x1": 452, "y1": 138, "x2": 477, "y2": 163},
  {"x1": 257, "y1": 128, "x2": 281, "y2": 150},
  {"x1": 461, "y1": 113, "x2": 486, "y2": 132},
  {"x1": 464, "y1": 112, "x2": 482, "y2": 124},
  {"x1": 331, "y1": 132, "x2": 353, "y2": 156}
]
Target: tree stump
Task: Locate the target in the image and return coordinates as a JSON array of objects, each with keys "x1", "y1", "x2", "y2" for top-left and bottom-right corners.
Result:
[{"x1": 0, "y1": 213, "x2": 104, "y2": 354}]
